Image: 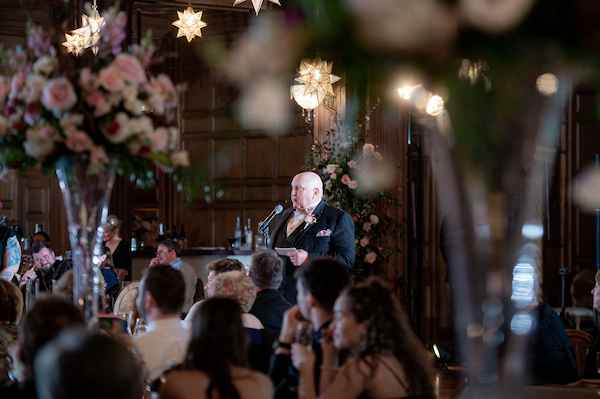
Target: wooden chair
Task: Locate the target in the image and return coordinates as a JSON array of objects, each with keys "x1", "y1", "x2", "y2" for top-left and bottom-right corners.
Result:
[
  {"x1": 566, "y1": 328, "x2": 594, "y2": 379},
  {"x1": 116, "y1": 269, "x2": 128, "y2": 286}
]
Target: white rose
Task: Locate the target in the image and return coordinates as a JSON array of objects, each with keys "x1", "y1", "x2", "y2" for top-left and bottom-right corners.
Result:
[
  {"x1": 326, "y1": 164, "x2": 338, "y2": 173},
  {"x1": 33, "y1": 56, "x2": 58, "y2": 76},
  {"x1": 151, "y1": 127, "x2": 169, "y2": 153},
  {"x1": 59, "y1": 113, "x2": 84, "y2": 137},
  {"x1": 171, "y1": 151, "x2": 190, "y2": 167},
  {"x1": 23, "y1": 74, "x2": 47, "y2": 103},
  {"x1": 23, "y1": 125, "x2": 55, "y2": 160},
  {"x1": 363, "y1": 143, "x2": 375, "y2": 156},
  {"x1": 370, "y1": 214, "x2": 379, "y2": 225}
]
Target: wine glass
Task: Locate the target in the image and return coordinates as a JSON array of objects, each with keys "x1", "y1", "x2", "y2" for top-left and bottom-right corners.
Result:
[{"x1": 133, "y1": 318, "x2": 147, "y2": 336}]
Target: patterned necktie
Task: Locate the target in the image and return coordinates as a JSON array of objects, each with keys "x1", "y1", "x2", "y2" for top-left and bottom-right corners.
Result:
[{"x1": 287, "y1": 210, "x2": 307, "y2": 236}]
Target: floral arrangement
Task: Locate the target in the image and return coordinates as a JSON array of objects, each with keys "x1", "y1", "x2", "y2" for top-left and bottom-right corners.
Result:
[
  {"x1": 0, "y1": 5, "x2": 190, "y2": 187},
  {"x1": 306, "y1": 130, "x2": 401, "y2": 282}
]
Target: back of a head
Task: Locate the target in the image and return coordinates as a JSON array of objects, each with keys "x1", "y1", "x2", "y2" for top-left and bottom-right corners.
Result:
[
  {"x1": 142, "y1": 265, "x2": 185, "y2": 314},
  {"x1": 294, "y1": 257, "x2": 351, "y2": 311},
  {"x1": 248, "y1": 247, "x2": 283, "y2": 289},
  {"x1": 344, "y1": 277, "x2": 434, "y2": 398},
  {"x1": 35, "y1": 329, "x2": 141, "y2": 399},
  {"x1": 206, "y1": 258, "x2": 245, "y2": 275},
  {"x1": 187, "y1": 297, "x2": 249, "y2": 370},
  {"x1": 0, "y1": 278, "x2": 23, "y2": 324},
  {"x1": 19, "y1": 295, "x2": 85, "y2": 375},
  {"x1": 210, "y1": 271, "x2": 256, "y2": 312}
]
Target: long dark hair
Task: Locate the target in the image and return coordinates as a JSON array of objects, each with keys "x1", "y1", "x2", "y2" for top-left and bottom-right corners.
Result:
[
  {"x1": 343, "y1": 277, "x2": 435, "y2": 398},
  {"x1": 99, "y1": 244, "x2": 117, "y2": 273},
  {"x1": 184, "y1": 297, "x2": 249, "y2": 399}
]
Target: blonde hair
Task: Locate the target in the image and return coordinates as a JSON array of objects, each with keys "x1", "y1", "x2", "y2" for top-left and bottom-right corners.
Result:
[
  {"x1": 104, "y1": 216, "x2": 121, "y2": 237},
  {"x1": 209, "y1": 271, "x2": 256, "y2": 312}
]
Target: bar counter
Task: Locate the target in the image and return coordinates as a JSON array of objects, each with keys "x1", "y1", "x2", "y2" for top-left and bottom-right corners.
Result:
[{"x1": 131, "y1": 248, "x2": 254, "y2": 287}]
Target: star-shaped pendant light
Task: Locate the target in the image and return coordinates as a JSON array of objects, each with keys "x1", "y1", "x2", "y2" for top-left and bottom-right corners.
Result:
[
  {"x1": 173, "y1": 4, "x2": 207, "y2": 42},
  {"x1": 72, "y1": 0, "x2": 104, "y2": 55},
  {"x1": 294, "y1": 57, "x2": 341, "y2": 106},
  {"x1": 62, "y1": 33, "x2": 85, "y2": 56},
  {"x1": 233, "y1": 0, "x2": 281, "y2": 15}
]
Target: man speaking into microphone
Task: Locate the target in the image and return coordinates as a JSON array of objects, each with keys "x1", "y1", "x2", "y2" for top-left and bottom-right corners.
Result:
[{"x1": 268, "y1": 171, "x2": 355, "y2": 304}]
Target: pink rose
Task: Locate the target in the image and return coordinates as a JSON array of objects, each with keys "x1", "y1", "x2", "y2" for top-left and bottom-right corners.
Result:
[
  {"x1": 10, "y1": 74, "x2": 25, "y2": 99},
  {"x1": 347, "y1": 160, "x2": 357, "y2": 168},
  {"x1": 363, "y1": 222, "x2": 371, "y2": 232},
  {"x1": 331, "y1": 173, "x2": 337, "y2": 180},
  {"x1": 364, "y1": 252, "x2": 377, "y2": 264},
  {"x1": 148, "y1": 74, "x2": 178, "y2": 112},
  {"x1": 363, "y1": 143, "x2": 375, "y2": 156},
  {"x1": 79, "y1": 67, "x2": 95, "y2": 93},
  {"x1": 86, "y1": 92, "x2": 112, "y2": 117},
  {"x1": 341, "y1": 174, "x2": 350, "y2": 184},
  {"x1": 348, "y1": 180, "x2": 358, "y2": 189},
  {"x1": 360, "y1": 236, "x2": 369, "y2": 247},
  {"x1": 113, "y1": 54, "x2": 147, "y2": 85},
  {"x1": 65, "y1": 131, "x2": 93, "y2": 152},
  {"x1": 370, "y1": 214, "x2": 379, "y2": 225},
  {"x1": 98, "y1": 67, "x2": 125, "y2": 92},
  {"x1": 41, "y1": 77, "x2": 77, "y2": 116},
  {"x1": 151, "y1": 127, "x2": 169, "y2": 153}
]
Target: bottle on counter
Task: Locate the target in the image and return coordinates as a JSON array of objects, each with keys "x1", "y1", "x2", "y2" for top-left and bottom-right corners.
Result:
[
  {"x1": 165, "y1": 225, "x2": 171, "y2": 240},
  {"x1": 157, "y1": 223, "x2": 165, "y2": 243},
  {"x1": 179, "y1": 224, "x2": 187, "y2": 249},
  {"x1": 234, "y1": 217, "x2": 242, "y2": 248},
  {"x1": 244, "y1": 218, "x2": 253, "y2": 250},
  {"x1": 254, "y1": 230, "x2": 265, "y2": 250},
  {"x1": 172, "y1": 225, "x2": 178, "y2": 242},
  {"x1": 34, "y1": 223, "x2": 42, "y2": 233}
]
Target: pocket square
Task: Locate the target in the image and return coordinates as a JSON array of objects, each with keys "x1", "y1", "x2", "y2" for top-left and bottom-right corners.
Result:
[{"x1": 316, "y1": 229, "x2": 332, "y2": 237}]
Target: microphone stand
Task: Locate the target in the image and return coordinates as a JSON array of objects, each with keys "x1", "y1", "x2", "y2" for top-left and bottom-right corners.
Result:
[{"x1": 559, "y1": 267, "x2": 573, "y2": 328}]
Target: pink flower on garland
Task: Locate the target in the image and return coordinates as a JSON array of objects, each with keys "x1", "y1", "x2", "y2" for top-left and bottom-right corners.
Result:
[{"x1": 341, "y1": 174, "x2": 351, "y2": 184}]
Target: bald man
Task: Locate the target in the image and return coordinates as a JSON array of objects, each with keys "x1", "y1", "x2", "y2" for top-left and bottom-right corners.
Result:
[{"x1": 268, "y1": 172, "x2": 355, "y2": 304}]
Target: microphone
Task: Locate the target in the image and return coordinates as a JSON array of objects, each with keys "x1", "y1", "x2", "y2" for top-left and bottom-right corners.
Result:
[{"x1": 258, "y1": 204, "x2": 283, "y2": 233}]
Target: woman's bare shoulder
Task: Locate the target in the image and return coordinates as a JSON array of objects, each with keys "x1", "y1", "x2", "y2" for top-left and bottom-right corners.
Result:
[{"x1": 232, "y1": 367, "x2": 274, "y2": 397}]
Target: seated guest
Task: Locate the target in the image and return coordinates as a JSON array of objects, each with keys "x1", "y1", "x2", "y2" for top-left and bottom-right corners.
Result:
[
  {"x1": 204, "y1": 258, "x2": 245, "y2": 296},
  {"x1": 0, "y1": 226, "x2": 21, "y2": 285},
  {"x1": 269, "y1": 257, "x2": 351, "y2": 399},
  {"x1": 103, "y1": 215, "x2": 132, "y2": 281},
  {"x1": 150, "y1": 239, "x2": 197, "y2": 315},
  {"x1": 134, "y1": 265, "x2": 190, "y2": 383},
  {"x1": 291, "y1": 277, "x2": 435, "y2": 399},
  {"x1": 210, "y1": 271, "x2": 272, "y2": 373},
  {"x1": 1, "y1": 295, "x2": 85, "y2": 399},
  {"x1": 35, "y1": 329, "x2": 141, "y2": 399},
  {"x1": 99, "y1": 245, "x2": 120, "y2": 298},
  {"x1": 183, "y1": 258, "x2": 245, "y2": 325},
  {"x1": 158, "y1": 297, "x2": 273, "y2": 399},
  {"x1": 584, "y1": 270, "x2": 600, "y2": 378},
  {"x1": 248, "y1": 248, "x2": 291, "y2": 342},
  {"x1": 32, "y1": 232, "x2": 50, "y2": 244},
  {"x1": 53, "y1": 270, "x2": 107, "y2": 314},
  {"x1": 0, "y1": 279, "x2": 23, "y2": 387},
  {"x1": 20, "y1": 242, "x2": 72, "y2": 292}
]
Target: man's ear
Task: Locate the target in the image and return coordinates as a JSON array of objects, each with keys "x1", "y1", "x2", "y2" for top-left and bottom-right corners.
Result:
[
  {"x1": 144, "y1": 290, "x2": 155, "y2": 309},
  {"x1": 279, "y1": 275, "x2": 283, "y2": 283},
  {"x1": 307, "y1": 291, "x2": 317, "y2": 308}
]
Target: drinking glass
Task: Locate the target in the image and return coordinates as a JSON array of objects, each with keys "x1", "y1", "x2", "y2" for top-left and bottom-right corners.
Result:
[
  {"x1": 133, "y1": 318, "x2": 147, "y2": 336},
  {"x1": 295, "y1": 323, "x2": 314, "y2": 351},
  {"x1": 25, "y1": 279, "x2": 39, "y2": 312}
]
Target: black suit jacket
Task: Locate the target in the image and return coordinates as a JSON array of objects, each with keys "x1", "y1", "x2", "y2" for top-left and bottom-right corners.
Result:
[
  {"x1": 249, "y1": 289, "x2": 291, "y2": 343},
  {"x1": 268, "y1": 200, "x2": 355, "y2": 303}
]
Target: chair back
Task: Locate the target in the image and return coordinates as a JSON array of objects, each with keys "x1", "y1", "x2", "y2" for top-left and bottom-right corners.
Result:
[
  {"x1": 116, "y1": 268, "x2": 128, "y2": 285},
  {"x1": 113, "y1": 282, "x2": 139, "y2": 316},
  {"x1": 194, "y1": 278, "x2": 205, "y2": 302},
  {"x1": 566, "y1": 328, "x2": 594, "y2": 379}
]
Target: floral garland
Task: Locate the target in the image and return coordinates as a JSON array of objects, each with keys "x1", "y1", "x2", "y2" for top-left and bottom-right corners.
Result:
[
  {"x1": 306, "y1": 130, "x2": 401, "y2": 283},
  {"x1": 0, "y1": 6, "x2": 195, "y2": 189}
]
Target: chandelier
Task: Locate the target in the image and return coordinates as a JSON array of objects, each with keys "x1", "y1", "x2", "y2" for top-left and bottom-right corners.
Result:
[
  {"x1": 173, "y1": 3, "x2": 207, "y2": 42},
  {"x1": 62, "y1": 0, "x2": 104, "y2": 56},
  {"x1": 293, "y1": 57, "x2": 341, "y2": 109}
]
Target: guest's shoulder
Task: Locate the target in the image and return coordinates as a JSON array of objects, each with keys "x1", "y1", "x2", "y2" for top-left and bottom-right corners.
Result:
[{"x1": 231, "y1": 366, "x2": 274, "y2": 397}]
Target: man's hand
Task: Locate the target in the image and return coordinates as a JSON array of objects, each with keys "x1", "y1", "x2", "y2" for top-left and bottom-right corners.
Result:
[
  {"x1": 278, "y1": 305, "x2": 307, "y2": 345},
  {"x1": 149, "y1": 258, "x2": 160, "y2": 268},
  {"x1": 289, "y1": 249, "x2": 309, "y2": 267},
  {"x1": 19, "y1": 268, "x2": 38, "y2": 288}
]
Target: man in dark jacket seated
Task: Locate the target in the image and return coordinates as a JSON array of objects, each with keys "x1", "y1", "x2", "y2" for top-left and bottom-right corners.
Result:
[{"x1": 20, "y1": 242, "x2": 72, "y2": 292}]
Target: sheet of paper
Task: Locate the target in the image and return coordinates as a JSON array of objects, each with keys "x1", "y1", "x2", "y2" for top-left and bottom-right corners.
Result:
[{"x1": 275, "y1": 247, "x2": 298, "y2": 256}]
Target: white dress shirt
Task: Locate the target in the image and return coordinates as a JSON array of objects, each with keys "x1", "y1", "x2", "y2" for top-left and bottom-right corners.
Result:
[{"x1": 133, "y1": 318, "x2": 191, "y2": 382}]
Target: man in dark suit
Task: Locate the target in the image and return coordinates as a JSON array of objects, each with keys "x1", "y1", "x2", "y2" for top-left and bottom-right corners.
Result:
[
  {"x1": 269, "y1": 171, "x2": 355, "y2": 304},
  {"x1": 248, "y1": 247, "x2": 291, "y2": 342}
]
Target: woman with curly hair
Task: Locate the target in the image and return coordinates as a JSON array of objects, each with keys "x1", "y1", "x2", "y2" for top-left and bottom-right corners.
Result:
[
  {"x1": 158, "y1": 297, "x2": 273, "y2": 399},
  {"x1": 291, "y1": 277, "x2": 435, "y2": 399}
]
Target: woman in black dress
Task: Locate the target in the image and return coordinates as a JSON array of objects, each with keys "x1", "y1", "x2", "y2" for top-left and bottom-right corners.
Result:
[{"x1": 102, "y1": 215, "x2": 131, "y2": 281}]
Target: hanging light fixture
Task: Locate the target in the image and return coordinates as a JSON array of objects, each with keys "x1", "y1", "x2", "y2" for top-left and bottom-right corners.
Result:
[
  {"x1": 62, "y1": 33, "x2": 85, "y2": 56},
  {"x1": 173, "y1": 3, "x2": 207, "y2": 42},
  {"x1": 293, "y1": 57, "x2": 341, "y2": 109},
  {"x1": 71, "y1": 0, "x2": 105, "y2": 55},
  {"x1": 233, "y1": 0, "x2": 281, "y2": 15}
]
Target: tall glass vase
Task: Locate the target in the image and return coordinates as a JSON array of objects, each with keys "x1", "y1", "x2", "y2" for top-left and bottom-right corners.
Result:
[{"x1": 55, "y1": 155, "x2": 118, "y2": 327}]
